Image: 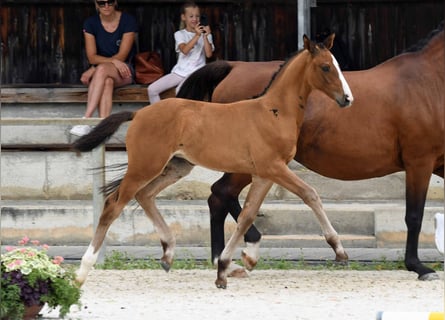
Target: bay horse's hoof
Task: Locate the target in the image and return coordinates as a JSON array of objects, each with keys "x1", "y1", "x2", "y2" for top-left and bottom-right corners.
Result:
[
  {"x1": 418, "y1": 272, "x2": 439, "y2": 281},
  {"x1": 160, "y1": 260, "x2": 171, "y2": 272},
  {"x1": 215, "y1": 279, "x2": 227, "y2": 289},
  {"x1": 228, "y1": 267, "x2": 249, "y2": 278},
  {"x1": 241, "y1": 250, "x2": 258, "y2": 271}
]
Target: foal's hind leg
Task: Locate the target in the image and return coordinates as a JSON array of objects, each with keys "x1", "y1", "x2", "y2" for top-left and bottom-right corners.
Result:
[
  {"x1": 216, "y1": 176, "x2": 273, "y2": 289},
  {"x1": 271, "y1": 165, "x2": 348, "y2": 263},
  {"x1": 135, "y1": 158, "x2": 194, "y2": 272},
  {"x1": 76, "y1": 175, "x2": 144, "y2": 285}
]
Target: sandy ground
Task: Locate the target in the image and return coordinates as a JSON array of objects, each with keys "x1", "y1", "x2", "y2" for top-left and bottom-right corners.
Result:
[{"x1": 40, "y1": 269, "x2": 443, "y2": 320}]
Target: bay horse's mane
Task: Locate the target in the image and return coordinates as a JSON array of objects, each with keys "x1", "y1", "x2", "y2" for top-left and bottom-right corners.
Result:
[{"x1": 404, "y1": 20, "x2": 444, "y2": 53}]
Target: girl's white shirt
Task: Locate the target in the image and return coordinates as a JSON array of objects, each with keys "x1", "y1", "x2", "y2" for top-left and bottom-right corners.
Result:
[{"x1": 171, "y1": 29, "x2": 215, "y2": 77}]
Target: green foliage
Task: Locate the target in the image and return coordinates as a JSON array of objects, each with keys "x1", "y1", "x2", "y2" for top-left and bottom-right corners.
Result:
[
  {"x1": 41, "y1": 268, "x2": 82, "y2": 317},
  {"x1": 0, "y1": 280, "x2": 24, "y2": 320},
  {"x1": 98, "y1": 251, "x2": 162, "y2": 270},
  {"x1": 1, "y1": 237, "x2": 82, "y2": 319},
  {"x1": 96, "y1": 250, "x2": 443, "y2": 272}
]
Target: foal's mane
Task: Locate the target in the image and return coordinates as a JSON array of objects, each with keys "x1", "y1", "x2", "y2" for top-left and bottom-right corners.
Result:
[
  {"x1": 404, "y1": 20, "x2": 444, "y2": 53},
  {"x1": 252, "y1": 49, "x2": 302, "y2": 99},
  {"x1": 254, "y1": 39, "x2": 332, "y2": 99}
]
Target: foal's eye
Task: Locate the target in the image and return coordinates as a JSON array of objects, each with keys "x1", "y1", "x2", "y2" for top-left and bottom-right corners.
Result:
[{"x1": 321, "y1": 65, "x2": 330, "y2": 72}]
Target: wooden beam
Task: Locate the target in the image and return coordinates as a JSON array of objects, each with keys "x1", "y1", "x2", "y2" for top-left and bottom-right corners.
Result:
[{"x1": 1, "y1": 86, "x2": 175, "y2": 104}]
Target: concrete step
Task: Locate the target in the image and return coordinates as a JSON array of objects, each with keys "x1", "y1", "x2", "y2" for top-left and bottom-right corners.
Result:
[{"x1": 1, "y1": 200, "x2": 442, "y2": 249}]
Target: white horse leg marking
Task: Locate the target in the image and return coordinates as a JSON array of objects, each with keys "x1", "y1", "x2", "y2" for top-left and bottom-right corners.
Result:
[
  {"x1": 241, "y1": 241, "x2": 261, "y2": 271},
  {"x1": 76, "y1": 243, "x2": 99, "y2": 285}
]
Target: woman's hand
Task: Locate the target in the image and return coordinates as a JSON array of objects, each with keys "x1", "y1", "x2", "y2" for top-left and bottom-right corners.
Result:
[
  {"x1": 112, "y1": 59, "x2": 132, "y2": 79},
  {"x1": 80, "y1": 66, "x2": 96, "y2": 85}
]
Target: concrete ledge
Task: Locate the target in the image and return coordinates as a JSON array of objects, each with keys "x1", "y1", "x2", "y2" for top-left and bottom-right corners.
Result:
[{"x1": 1, "y1": 200, "x2": 442, "y2": 248}]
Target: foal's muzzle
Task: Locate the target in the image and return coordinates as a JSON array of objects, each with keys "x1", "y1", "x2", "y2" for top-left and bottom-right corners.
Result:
[{"x1": 336, "y1": 94, "x2": 353, "y2": 108}]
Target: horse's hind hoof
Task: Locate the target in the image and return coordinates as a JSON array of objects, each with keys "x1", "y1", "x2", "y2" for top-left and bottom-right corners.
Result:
[
  {"x1": 228, "y1": 268, "x2": 249, "y2": 278},
  {"x1": 334, "y1": 259, "x2": 349, "y2": 267},
  {"x1": 241, "y1": 250, "x2": 258, "y2": 271},
  {"x1": 160, "y1": 261, "x2": 171, "y2": 272},
  {"x1": 215, "y1": 279, "x2": 227, "y2": 289},
  {"x1": 418, "y1": 272, "x2": 439, "y2": 281}
]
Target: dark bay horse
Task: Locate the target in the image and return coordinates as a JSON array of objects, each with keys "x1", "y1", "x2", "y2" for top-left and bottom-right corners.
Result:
[
  {"x1": 176, "y1": 25, "x2": 445, "y2": 280},
  {"x1": 73, "y1": 35, "x2": 352, "y2": 288}
]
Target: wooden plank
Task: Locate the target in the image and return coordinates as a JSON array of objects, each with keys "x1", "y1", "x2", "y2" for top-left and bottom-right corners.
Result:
[{"x1": 1, "y1": 86, "x2": 175, "y2": 104}]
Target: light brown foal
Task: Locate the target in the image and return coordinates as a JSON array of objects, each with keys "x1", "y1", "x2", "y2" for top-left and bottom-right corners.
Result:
[{"x1": 73, "y1": 34, "x2": 353, "y2": 289}]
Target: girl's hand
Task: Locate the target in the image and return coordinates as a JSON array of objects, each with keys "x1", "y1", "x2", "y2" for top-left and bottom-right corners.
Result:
[
  {"x1": 202, "y1": 25, "x2": 211, "y2": 35},
  {"x1": 196, "y1": 24, "x2": 210, "y2": 36},
  {"x1": 80, "y1": 66, "x2": 96, "y2": 85}
]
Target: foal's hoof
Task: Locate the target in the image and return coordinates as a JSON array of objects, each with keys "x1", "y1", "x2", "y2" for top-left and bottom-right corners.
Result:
[
  {"x1": 418, "y1": 272, "x2": 439, "y2": 281},
  {"x1": 160, "y1": 260, "x2": 171, "y2": 272},
  {"x1": 215, "y1": 279, "x2": 227, "y2": 289},
  {"x1": 335, "y1": 251, "x2": 349, "y2": 264},
  {"x1": 241, "y1": 250, "x2": 258, "y2": 271}
]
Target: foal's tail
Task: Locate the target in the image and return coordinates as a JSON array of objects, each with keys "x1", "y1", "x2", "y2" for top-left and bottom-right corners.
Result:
[
  {"x1": 72, "y1": 111, "x2": 135, "y2": 152},
  {"x1": 176, "y1": 60, "x2": 232, "y2": 101}
]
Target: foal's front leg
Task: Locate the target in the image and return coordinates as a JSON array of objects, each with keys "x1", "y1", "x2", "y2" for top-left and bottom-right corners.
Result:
[
  {"x1": 216, "y1": 176, "x2": 273, "y2": 289},
  {"x1": 272, "y1": 165, "x2": 348, "y2": 263},
  {"x1": 135, "y1": 158, "x2": 194, "y2": 271}
]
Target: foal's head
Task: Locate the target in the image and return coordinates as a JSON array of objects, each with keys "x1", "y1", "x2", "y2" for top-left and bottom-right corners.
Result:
[{"x1": 304, "y1": 34, "x2": 353, "y2": 107}]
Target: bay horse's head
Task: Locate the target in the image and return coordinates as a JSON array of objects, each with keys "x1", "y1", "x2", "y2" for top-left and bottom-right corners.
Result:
[{"x1": 303, "y1": 34, "x2": 353, "y2": 107}]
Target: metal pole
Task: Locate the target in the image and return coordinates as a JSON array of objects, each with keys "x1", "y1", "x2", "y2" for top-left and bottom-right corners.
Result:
[
  {"x1": 297, "y1": 0, "x2": 315, "y2": 50},
  {"x1": 92, "y1": 144, "x2": 106, "y2": 263}
]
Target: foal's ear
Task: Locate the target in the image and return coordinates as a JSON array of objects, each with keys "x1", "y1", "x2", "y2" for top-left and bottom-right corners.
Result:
[
  {"x1": 323, "y1": 33, "x2": 335, "y2": 50},
  {"x1": 303, "y1": 34, "x2": 317, "y2": 53}
]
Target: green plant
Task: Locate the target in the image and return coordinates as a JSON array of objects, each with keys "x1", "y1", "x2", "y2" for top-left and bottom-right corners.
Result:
[{"x1": 1, "y1": 237, "x2": 81, "y2": 319}]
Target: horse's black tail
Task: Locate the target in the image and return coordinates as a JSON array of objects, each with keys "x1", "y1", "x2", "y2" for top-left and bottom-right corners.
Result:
[
  {"x1": 176, "y1": 60, "x2": 233, "y2": 101},
  {"x1": 72, "y1": 111, "x2": 135, "y2": 152}
]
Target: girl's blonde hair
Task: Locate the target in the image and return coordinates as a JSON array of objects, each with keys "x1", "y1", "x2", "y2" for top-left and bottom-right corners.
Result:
[{"x1": 179, "y1": 1, "x2": 199, "y2": 30}]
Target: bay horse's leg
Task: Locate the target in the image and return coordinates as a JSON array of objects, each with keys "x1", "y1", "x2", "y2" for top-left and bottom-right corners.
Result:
[
  {"x1": 208, "y1": 173, "x2": 262, "y2": 275},
  {"x1": 216, "y1": 176, "x2": 274, "y2": 289},
  {"x1": 76, "y1": 174, "x2": 144, "y2": 285},
  {"x1": 271, "y1": 165, "x2": 348, "y2": 263},
  {"x1": 404, "y1": 165, "x2": 438, "y2": 280},
  {"x1": 135, "y1": 158, "x2": 194, "y2": 272}
]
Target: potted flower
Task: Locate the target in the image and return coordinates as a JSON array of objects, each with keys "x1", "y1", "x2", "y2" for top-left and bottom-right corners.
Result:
[{"x1": 1, "y1": 236, "x2": 81, "y2": 320}]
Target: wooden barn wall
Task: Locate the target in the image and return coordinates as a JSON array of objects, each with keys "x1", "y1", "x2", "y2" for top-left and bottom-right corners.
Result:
[
  {"x1": 312, "y1": 0, "x2": 444, "y2": 70},
  {"x1": 0, "y1": 0, "x2": 443, "y2": 84},
  {"x1": 0, "y1": 0, "x2": 297, "y2": 84}
]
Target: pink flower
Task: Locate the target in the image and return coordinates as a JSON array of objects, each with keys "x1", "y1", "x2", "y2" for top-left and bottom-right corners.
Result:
[
  {"x1": 31, "y1": 240, "x2": 40, "y2": 246},
  {"x1": 42, "y1": 244, "x2": 49, "y2": 250},
  {"x1": 5, "y1": 246, "x2": 15, "y2": 252},
  {"x1": 18, "y1": 236, "x2": 30, "y2": 245},
  {"x1": 20, "y1": 248, "x2": 27, "y2": 253},
  {"x1": 6, "y1": 260, "x2": 23, "y2": 269},
  {"x1": 52, "y1": 256, "x2": 64, "y2": 265},
  {"x1": 28, "y1": 251, "x2": 36, "y2": 257}
]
